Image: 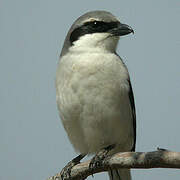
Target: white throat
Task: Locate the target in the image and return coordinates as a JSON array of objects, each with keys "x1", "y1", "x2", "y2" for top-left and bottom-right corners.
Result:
[{"x1": 69, "y1": 33, "x2": 119, "y2": 53}]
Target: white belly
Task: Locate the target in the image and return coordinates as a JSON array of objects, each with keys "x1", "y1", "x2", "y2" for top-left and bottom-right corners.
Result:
[{"x1": 56, "y1": 52, "x2": 134, "y2": 154}]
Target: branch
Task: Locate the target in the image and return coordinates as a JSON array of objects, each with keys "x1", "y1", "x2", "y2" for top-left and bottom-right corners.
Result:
[{"x1": 47, "y1": 149, "x2": 180, "y2": 180}]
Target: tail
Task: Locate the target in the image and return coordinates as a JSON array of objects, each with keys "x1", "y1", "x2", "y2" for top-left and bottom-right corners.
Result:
[{"x1": 108, "y1": 169, "x2": 131, "y2": 180}]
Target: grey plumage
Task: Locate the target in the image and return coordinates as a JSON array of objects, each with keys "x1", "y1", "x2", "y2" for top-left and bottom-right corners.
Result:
[{"x1": 56, "y1": 10, "x2": 136, "y2": 180}]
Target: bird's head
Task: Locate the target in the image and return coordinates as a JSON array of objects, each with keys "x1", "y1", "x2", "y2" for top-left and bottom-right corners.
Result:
[{"x1": 61, "y1": 11, "x2": 134, "y2": 56}]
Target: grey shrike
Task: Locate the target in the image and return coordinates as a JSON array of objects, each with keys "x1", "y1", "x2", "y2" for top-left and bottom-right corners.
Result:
[{"x1": 56, "y1": 10, "x2": 136, "y2": 180}]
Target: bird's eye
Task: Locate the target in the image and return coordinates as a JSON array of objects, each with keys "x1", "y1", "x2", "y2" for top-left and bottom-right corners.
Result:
[
  {"x1": 92, "y1": 21, "x2": 99, "y2": 27},
  {"x1": 84, "y1": 21, "x2": 103, "y2": 28},
  {"x1": 91, "y1": 21, "x2": 104, "y2": 29}
]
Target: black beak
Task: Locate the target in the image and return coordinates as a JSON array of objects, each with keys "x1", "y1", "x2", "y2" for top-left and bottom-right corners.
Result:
[{"x1": 109, "y1": 23, "x2": 134, "y2": 36}]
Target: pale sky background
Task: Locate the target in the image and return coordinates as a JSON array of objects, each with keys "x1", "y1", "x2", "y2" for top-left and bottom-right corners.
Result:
[{"x1": 0, "y1": 0, "x2": 180, "y2": 180}]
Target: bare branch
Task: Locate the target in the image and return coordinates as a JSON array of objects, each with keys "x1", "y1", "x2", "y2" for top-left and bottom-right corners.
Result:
[{"x1": 47, "y1": 150, "x2": 180, "y2": 180}]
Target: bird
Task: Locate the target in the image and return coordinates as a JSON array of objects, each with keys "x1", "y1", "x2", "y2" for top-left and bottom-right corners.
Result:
[{"x1": 56, "y1": 10, "x2": 136, "y2": 180}]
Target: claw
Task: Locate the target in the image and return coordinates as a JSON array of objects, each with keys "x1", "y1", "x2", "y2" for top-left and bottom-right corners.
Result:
[
  {"x1": 60, "y1": 154, "x2": 86, "y2": 180},
  {"x1": 89, "y1": 144, "x2": 115, "y2": 173}
]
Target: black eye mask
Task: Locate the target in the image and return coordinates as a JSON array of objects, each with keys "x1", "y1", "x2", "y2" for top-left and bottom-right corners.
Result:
[{"x1": 70, "y1": 21, "x2": 120, "y2": 44}]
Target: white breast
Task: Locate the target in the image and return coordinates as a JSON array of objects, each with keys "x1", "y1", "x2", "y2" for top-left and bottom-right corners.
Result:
[{"x1": 56, "y1": 50, "x2": 134, "y2": 154}]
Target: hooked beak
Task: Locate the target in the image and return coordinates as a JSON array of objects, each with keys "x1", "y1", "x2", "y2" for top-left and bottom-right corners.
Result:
[{"x1": 109, "y1": 23, "x2": 134, "y2": 36}]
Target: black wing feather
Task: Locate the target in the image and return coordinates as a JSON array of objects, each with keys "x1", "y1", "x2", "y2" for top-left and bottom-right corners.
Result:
[{"x1": 128, "y1": 79, "x2": 136, "y2": 151}]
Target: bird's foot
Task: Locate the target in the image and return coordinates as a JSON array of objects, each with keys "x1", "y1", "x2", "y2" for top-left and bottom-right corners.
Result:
[
  {"x1": 89, "y1": 144, "x2": 115, "y2": 172},
  {"x1": 60, "y1": 154, "x2": 86, "y2": 180}
]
